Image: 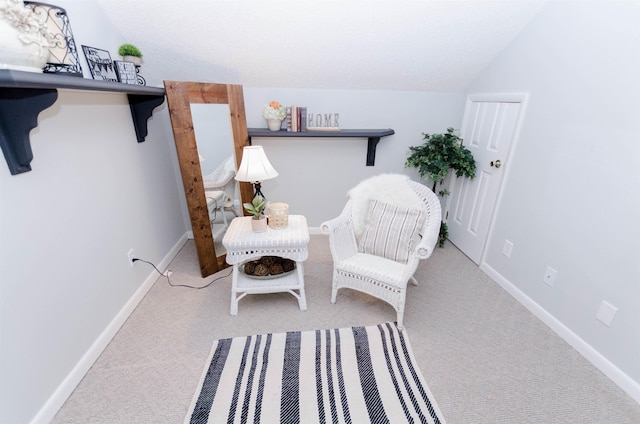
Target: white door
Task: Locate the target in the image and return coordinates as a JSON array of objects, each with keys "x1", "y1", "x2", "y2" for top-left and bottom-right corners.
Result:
[{"x1": 446, "y1": 94, "x2": 526, "y2": 264}]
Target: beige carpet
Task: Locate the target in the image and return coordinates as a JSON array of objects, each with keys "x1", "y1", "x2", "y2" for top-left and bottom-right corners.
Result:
[{"x1": 52, "y1": 236, "x2": 640, "y2": 423}]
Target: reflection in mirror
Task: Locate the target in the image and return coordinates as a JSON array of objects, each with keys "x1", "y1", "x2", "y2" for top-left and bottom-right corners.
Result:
[
  {"x1": 164, "y1": 81, "x2": 252, "y2": 277},
  {"x1": 191, "y1": 103, "x2": 239, "y2": 254},
  {"x1": 192, "y1": 104, "x2": 232, "y2": 175}
]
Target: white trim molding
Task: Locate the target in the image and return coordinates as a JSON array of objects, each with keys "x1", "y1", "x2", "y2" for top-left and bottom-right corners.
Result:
[
  {"x1": 480, "y1": 262, "x2": 640, "y2": 405},
  {"x1": 31, "y1": 233, "x2": 190, "y2": 424}
]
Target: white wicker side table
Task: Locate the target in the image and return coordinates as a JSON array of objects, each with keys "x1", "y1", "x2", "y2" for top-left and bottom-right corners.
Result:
[{"x1": 222, "y1": 215, "x2": 309, "y2": 315}]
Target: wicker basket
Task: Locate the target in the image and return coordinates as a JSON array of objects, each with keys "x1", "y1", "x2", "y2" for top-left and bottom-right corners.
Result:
[{"x1": 267, "y1": 203, "x2": 289, "y2": 229}]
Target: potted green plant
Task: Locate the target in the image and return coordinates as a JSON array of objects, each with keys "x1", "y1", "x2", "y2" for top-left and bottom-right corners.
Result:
[
  {"x1": 243, "y1": 195, "x2": 268, "y2": 232},
  {"x1": 118, "y1": 43, "x2": 142, "y2": 66},
  {"x1": 405, "y1": 127, "x2": 476, "y2": 247}
]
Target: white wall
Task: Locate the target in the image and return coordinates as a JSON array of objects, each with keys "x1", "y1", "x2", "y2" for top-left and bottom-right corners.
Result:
[
  {"x1": 243, "y1": 88, "x2": 466, "y2": 226},
  {"x1": 0, "y1": 2, "x2": 187, "y2": 423},
  {"x1": 466, "y1": 0, "x2": 640, "y2": 399}
]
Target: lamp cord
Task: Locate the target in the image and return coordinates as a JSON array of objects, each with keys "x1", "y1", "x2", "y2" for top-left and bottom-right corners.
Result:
[{"x1": 132, "y1": 258, "x2": 232, "y2": 289}]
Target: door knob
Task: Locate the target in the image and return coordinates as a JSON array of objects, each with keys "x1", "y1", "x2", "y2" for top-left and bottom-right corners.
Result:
[{"x1": 490, "y1": 159, "x2": 502, "y2": 168}]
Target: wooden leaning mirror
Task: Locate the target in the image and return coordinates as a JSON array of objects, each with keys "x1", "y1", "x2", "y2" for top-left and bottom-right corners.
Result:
[{"x1": 164, "y1": 81, "x2": 254, "y2": 277}]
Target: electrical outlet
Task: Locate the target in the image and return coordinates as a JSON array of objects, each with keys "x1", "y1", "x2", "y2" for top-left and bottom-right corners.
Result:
[
  {"x1": 543, "y1": 266, "x2": 557, "y2": 286},
  {"x1": 596, "y1": 301, "x2": 618, "y2": 327},
  {"x1": 127, "y1": 248, "x2": 135, "y2": 267},
  {"x1": 502, "y1": 240, "x2": 514, "y2": 258}
]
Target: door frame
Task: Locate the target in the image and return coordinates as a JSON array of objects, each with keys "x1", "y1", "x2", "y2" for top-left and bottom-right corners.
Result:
[{"x1": 444, "y1": 92, "x2": 529, "y2": 265}]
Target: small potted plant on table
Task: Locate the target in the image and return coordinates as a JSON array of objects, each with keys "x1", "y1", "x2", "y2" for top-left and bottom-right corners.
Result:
[{"x1": 243, "y1": 195, "x2": 268, "y2": 232}]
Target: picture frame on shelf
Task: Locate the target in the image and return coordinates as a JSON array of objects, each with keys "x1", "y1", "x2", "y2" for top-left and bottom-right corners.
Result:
[
  {"x1": 81, "y1": 45, "x2": 118, "y2": 82},
  {"x1": 114, "y1": 60, "x2": 138, "y2": 85}
]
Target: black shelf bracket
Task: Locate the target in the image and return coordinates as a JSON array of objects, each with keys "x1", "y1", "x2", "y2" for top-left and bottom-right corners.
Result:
[
  {"x1": 128, "y1": 94, "x2": 166, "y2": 142},
  {"x1": 0, "y1": 87, "x2": 58, "y2": 175},
  {"x1": 366, "y1": 136, "x2": 382, "y2": 166}
]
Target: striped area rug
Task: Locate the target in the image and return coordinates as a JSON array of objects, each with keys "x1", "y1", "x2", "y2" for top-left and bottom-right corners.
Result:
[{"x1": 186, "y1": 322, "x2": 445, "y2": 423}]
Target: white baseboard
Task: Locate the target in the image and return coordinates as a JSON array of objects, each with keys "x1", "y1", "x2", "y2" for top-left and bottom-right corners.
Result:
[
  {"x1": 31, "y1": 233, "x2": 189, "y2": 424},
  {"x1": 480, "y1": 262, "x2": 640, "y2": 405}
]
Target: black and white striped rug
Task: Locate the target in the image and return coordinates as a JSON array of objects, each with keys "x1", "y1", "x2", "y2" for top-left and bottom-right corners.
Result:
[{"x1": 186, "y1": 322, "x2": 445, "y2": 423}]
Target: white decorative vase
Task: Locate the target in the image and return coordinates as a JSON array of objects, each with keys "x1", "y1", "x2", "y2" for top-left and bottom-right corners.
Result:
[
  {"x1": 0, "y1": 18, "x2": 49, "y2": 72},
  {"x1": 251, "y1": 217, "x2": 268, "y2": 232},
  {"x1": 266, "y1": 119, "x2": 282, "y2": 131},
  {"x1": 122, "y1": 55, "x2": 142, "y2": 66}
]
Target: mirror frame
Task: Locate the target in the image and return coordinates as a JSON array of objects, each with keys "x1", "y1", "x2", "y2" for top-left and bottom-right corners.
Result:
[{"x1": 164, "y1": 81, "x2": 254, "y2": 277}]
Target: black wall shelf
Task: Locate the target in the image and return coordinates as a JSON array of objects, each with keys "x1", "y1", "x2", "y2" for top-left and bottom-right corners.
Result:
[
  {"x1": 247, "y1": 128, "x2": 395, "y2": 166},
  {"x1": 0, "y1": 70, "x2": 165, "y2": 175}
]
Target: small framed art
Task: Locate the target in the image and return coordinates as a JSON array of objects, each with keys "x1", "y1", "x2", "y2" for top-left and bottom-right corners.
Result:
[
  {"x1": 82, "y1": 45, "x2": 118, "y2": 82},
  {"x1": 114, "y1": 60, "x2": 139, "y2": 85}
]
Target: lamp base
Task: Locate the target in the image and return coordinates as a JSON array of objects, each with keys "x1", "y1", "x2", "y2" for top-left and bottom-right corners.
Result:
[{"x1": 253, "y1": 182, "x2": 266, "y2": 200}]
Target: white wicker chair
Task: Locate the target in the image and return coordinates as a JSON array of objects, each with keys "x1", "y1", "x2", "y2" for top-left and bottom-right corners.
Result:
[
  {"x1": 203, "y1": 156, "x2": 239, "y2": 224},
  {"x1": 321, "y1": 175, "x2": 441, "y2": 329}
]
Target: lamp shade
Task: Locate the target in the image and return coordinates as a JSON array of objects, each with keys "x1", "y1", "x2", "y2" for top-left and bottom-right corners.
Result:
[{"x1": 235, "y1": 146, "x2": 279, "y2": 183}]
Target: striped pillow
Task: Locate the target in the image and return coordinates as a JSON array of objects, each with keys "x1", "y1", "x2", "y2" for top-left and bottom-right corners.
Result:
[{"x1": 358, "y1": 199, "x2": 425, "y2": 264}]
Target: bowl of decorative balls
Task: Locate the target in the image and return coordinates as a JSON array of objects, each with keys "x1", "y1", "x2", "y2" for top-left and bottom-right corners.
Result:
[{"x1": 241, "y1": 256, "x2": 296, "y2": 279}]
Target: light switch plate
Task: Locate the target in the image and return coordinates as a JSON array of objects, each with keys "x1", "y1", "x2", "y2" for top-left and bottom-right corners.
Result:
[{"x1": 596, "y1": 301, "x2": 618, "y2": 327}]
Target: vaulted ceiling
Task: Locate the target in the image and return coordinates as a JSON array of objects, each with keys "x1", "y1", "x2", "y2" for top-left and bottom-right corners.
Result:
[{"x1": 95, "y1": 0, "x2": 548, "y2": 91}]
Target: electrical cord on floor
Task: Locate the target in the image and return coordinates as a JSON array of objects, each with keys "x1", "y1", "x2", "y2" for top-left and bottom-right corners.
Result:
[{"x1": 132, "y1": 258, "x2": 232, "y2": 289}]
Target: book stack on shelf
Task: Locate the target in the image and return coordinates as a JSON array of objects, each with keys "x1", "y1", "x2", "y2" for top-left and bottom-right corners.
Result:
[
  {"x1": 285, "y1": 106, "x2": 341, "y2": 132},
  {"x1": 285, "y1": 105, "x2": 307, "y2": 132}
]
